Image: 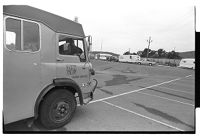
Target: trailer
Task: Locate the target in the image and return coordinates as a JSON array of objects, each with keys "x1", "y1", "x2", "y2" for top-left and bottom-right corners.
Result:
[
  {"x1": 3, "y1": 5, "x2": 97, "y2": 129},
  {"x1": 95, "y1": 53, "x2": 112, "y2": 60}
]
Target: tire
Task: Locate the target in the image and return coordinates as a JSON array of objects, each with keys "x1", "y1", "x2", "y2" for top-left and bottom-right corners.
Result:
[
  {"x1": 138, "y1": 62, "x2": 141, "y2": 65},
  {"x1": 149, "y1": 63, "x2": 152, "y2": 66},
  {"x1": 39, "y1": 89, "x2": 76, "y2": 129}
]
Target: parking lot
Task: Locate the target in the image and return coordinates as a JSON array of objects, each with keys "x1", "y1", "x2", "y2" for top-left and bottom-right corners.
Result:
[{"x1": 4, "y1": 60, "x2": 195, "y2": 132}]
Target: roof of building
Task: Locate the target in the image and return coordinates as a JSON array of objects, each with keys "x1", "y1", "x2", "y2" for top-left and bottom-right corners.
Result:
[
  {"x1": 90, "y1": 51, "x2": 120, "y2": 56},
  {"x1": 3, "y1": 5, "x2": 85, "y2": 37}
]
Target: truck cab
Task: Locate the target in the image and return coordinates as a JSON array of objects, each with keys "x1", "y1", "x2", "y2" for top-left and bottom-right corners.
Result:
[{"x1": 3, "y1": 5, "x2": 97, "y2": 129}]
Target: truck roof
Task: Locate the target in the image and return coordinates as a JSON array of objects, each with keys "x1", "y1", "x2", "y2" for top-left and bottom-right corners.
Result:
[{"x1": 3, "y1": 5, "x2": 85, "y2": 37}]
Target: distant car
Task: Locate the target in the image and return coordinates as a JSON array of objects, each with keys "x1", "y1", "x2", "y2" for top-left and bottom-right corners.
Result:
[
  {"x1": 107, "y1": 56, "x2": 119, "y2": 62},
  {"x1": 136, "y1": 59, "x2": 156, "y2": 66}
]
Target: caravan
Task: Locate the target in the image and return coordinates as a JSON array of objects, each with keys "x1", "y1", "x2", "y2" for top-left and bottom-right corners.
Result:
[
  {"x1": 178, "y1": 58, "x2": 195, "y2": 69},
  {"x1": 99, "y1": 53, "x2": 112, "y2": 60},
  {"x1": 119, "y1": 55, "x2": 140, "y2": 63}
]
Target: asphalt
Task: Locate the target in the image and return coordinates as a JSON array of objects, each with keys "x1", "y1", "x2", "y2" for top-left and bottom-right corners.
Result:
[{"x1": 4, "y1": 60, "x2": 195, "y2": 132}]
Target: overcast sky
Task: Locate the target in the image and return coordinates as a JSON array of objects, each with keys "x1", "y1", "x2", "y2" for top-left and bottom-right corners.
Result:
[{"x1": 2, "y1": 0, "x2": 198, "y2": 54}]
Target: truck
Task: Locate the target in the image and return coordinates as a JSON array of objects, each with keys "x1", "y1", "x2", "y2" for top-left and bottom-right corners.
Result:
[
  {"x1": 3, "y1": 5, "x2": 97, "y2": 129},
  {"x1": 119, "y1": 55, "x2": 140, "y2": 63}
]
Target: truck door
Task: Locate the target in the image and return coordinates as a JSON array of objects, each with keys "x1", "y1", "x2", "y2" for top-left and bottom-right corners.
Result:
[
  {"x1": 56, "y1": 34, "x2": 91, "y2": 94},
  {"x1": 3, "y1": 17, "x2": 41, "y2": 123}
]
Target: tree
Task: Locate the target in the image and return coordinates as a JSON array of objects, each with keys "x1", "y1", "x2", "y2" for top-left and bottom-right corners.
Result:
[
  {"x1": 131, "y1": 52, "x2": 137, "y2": 55},
  {"x1": 167, "y1": 51, "x2": 181, "y2": 59},
  {"x1": 148, "y1": 50, "x2": 156, "y2": 58},
  {"x1": 137, "y1": 51, "x2": 143, "y2": 56},
  {"x1": 141, "y1": 48, "x2": 151, "y2": 57},
  {"x1": 157, "y1": 49, "x2": 166, "y2": 58},
  {"x1": 151, "y1": 53, "x2": 159, "y2": 58},
  {"x1": 123, "y1": 51, "x2": 137, "y2": 55},
  {"x1": 138, "y1": 48, "x2": 182, "y2": 59},
  {"x1": 123, "y1": 51, "x2": 130, "y2": 55}
]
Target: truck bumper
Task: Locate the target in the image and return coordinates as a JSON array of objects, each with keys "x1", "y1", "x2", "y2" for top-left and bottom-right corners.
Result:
[{"x1": 82, "y1": 79, "x2": 98, "y2": 105}]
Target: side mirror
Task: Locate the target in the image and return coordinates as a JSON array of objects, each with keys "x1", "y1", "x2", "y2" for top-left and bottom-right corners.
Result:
[
  {"x1": 89, "y1": 68, "x2": 95, "y2": 75},
  {"x1": 87, "y1": 35, "x2": 92, "y2": 46}
]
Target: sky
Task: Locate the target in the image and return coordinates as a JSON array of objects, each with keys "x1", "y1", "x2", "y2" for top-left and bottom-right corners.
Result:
[{"x1": 1, "y1": 0, "x2": 198, "y2": 55}]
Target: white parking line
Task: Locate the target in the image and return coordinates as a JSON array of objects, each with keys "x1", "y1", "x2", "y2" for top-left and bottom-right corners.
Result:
[
  {"x1": 102, "y1": 101, "x2": 184, "y2": 131},
  {"x1": 90, "y1": 75, "x2": 192, "y2": 104},
  {"x1": 135, "y1": 91, "x2": 194, "y2": 106},
  {"x1": 157, "y1": 86, "x2": 194, "y2": 95},
  {"x1": 185, "y1": 75, "x2": 192, "y2": 78}
]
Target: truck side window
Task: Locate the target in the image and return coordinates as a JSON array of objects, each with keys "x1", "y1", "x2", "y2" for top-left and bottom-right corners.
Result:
[
  {"x1": 6, "y1": 18, "x2": 21, "y2": 51},
  {"x1": 58, "y1": 35, "x2": 86, "y2": 62},
  {"x1": 5, "y1": 18, "x2": 40, "y2": 52},
  {"x1": 23, "y1": 21, "x2": 40, "y2": 52},
  {"x1": 74, "y1": 39, "x2": 86, "y2": 62}
]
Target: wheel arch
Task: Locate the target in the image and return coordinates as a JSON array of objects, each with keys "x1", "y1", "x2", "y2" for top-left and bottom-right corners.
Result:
[{"x1": 34, "y1": 78, "x2": 83, "y2": 119}]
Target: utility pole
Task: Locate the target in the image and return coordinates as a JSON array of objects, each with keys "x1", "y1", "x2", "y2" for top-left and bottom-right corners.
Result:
[
  {"x1": 173, "y1": 47, "x2": 176, "y2": 51},
  {"x1": 147, "y1": 36, "x2": 153, "y2": 58},
  {"x1": 173, "y1": 47, "x2": 176, "y2": 65},
  {"x1": 101, "y1": 40, "x2": 103, "y2": 51}
]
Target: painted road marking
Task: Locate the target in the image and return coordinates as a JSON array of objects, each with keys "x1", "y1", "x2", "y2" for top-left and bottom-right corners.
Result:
[
  {"x1": 185, "y1": 75, "x2": 192, "y2": 78},
  {"x1": 90, "y1": 75, "x2": 192, "y2": 104},
  {"x1": 102, "y1": 101, "x2": 184, "y2": 131},
  {"x1": 135, "y1": 91, "x2": 194, "y2": 106},
  {"x1": 157, "y1": 86, "x2": 194, "y2": 95}
]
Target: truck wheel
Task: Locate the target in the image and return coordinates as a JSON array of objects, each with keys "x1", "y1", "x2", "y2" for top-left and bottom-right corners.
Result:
[
  {"x1": 39, "y1": 89, "x2": 76, "y2": 129},
  {"x1": 138, "y1": 62, "x2": 141, "y2": 65},
  {"x1": 149, "y1": 63, "x2": 152, "y2": 66}
]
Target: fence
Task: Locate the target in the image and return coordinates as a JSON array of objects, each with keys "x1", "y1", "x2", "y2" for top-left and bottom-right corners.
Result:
[{"x1": 142, "y1": 58, "x2": 181, "y2": 66}]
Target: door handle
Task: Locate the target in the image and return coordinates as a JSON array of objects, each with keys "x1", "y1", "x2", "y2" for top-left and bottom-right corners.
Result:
[{"x1": 56, "y1": 58, "x2": 64, "y2": 62}]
